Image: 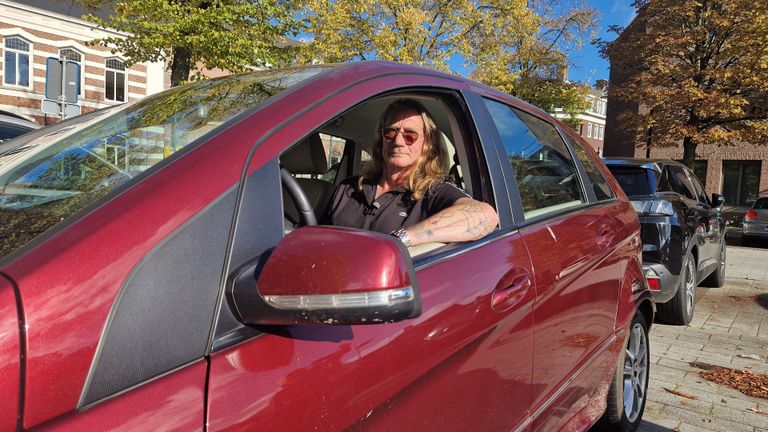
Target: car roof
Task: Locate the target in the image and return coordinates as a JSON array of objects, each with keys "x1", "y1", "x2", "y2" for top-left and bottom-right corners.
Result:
[
  {"x1": 0, "y1": 110, "x2": 40, "y2": 130},
  {"x1": 603, "y1": 157, "x2": 688, "y2": 173}
]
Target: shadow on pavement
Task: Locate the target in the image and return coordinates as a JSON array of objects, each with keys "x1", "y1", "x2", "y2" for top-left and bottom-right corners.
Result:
[
  {"x1": 725, "y1": 228, "x2": 768, "y2": 248},
  {"x1": 757, "y1": 293, "x2": 768, "y2": 311},
  {"x1": 636, "y1": 420, "x2": 674, "y2": 431}
]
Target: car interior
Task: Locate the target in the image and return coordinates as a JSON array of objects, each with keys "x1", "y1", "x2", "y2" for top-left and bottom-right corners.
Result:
[{"x1": 278, "y1": 92, "x2": 480, "y2": 256}]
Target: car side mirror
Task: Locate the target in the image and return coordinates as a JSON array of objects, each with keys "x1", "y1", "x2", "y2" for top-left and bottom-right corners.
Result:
[
  {"x1": 228, "y1": 226, "x2": 421, "y2": 326},
  {"x1": 711, "y1": 193, "x2": 725, "y2": 208}
]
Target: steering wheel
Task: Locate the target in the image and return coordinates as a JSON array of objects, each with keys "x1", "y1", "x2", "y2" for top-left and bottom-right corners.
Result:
[{"x1": 280, "y1": 166, "x2": 317, "y2": 226}]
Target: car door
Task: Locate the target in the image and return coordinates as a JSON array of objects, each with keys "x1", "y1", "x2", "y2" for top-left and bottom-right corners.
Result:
[
  {"x1": 667, "y1": 165, "x2": 716, "y2": 275},
  {"x1": 477, "y1": 95, "x2": 623, "y2": 430},
  {"x1": 205, "y1": 75, "x2": 535, "y2": 431},
  {"x1": 682, "y1": 166, "x2": 722, "y2": 274}
]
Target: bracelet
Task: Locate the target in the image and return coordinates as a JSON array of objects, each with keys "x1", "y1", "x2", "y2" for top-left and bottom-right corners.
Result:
[{"x1": 391, "y1": 228, "x2": 413, "y2": 247}]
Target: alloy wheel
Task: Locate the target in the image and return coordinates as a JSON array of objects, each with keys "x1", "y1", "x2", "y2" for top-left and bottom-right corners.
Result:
[
  {"x1": 685, "y1": 258, "x2": 696, "y2": 317},
  {"x1": 623, "y1": 321, "x2": 648, "y2": 423}
]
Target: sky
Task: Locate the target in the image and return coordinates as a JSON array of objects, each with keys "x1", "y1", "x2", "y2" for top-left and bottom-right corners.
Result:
[{"x1": 567, "y1": 0, "x2": 638, "y2": 85}]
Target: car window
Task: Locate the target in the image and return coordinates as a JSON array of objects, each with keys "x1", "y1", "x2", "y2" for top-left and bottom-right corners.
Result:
[
  {"x1": 0, "y1": 66, "x2": 331, "y2": 261},
  {"x1": 563, "y1": 133, "x2": 614, "y2": 201},
  {"x1": 754, "y1": 197, "x2": 768, "y2": 209},
  {"x1": 668, "y1": 166, "x2": 696, "y2": 200},
  {"x1": 483, "y1": 98, "x2": 585, "y2": 219},
  {"x1": 0, "y1": 123, "x2": 33, "y2": 142},
  {"x1": 685, "y1": 168, "x2": 709, "y2": 204},
  {"x1": 607, "y1": 166, "x2": 654, "y2": 196}
]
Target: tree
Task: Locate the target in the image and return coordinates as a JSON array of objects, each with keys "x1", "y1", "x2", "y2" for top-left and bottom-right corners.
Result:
[
  {"x1": 301, "y1": 0, "x2": 536, "y2": 71},
  {"x1": 301, "y1": 0, "x2": 598, "y2": 123},
  {"x1": 606, "y1": 0, "x2": 768, "y2": 167},
  {"x1": 82, "y1": 0, "x2": 302, "y2": 87},
  {"x1": 470, "y1": 0, "x2": 597, "y2": 109}
]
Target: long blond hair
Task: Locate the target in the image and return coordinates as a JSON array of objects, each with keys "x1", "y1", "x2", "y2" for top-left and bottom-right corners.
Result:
[{"x1": 360, "y1": 99, "x2": 446, "y2": 201}]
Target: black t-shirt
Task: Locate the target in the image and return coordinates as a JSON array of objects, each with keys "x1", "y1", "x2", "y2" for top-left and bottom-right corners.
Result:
[{"x1": 322, "y1": 177, "x2": 470, "y2": 234}]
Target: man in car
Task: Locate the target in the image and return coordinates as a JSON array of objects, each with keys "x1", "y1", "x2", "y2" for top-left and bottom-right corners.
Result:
[{"x1": 323, "y1": 99, "x2": 499, "y2": 247}]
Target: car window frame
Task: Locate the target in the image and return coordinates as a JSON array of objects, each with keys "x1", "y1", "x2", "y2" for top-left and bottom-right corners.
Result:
[{"x1": 559, "y1": 127, "x2": 617, "y2": 203}]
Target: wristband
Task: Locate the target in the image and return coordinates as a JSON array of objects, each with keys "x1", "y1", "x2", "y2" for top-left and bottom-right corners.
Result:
[{"x1": 391, "y1": 228, "x2": 413, "y2": 247}]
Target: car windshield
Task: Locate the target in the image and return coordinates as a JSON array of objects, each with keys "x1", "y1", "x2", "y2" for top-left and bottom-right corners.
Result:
[
  {"x1": 0, "y1": 65, "x2": 333, "y2": 262},
  {"x1": 755, "y1": 197, "x2": 768, "y2": 209},
  {"x1": 607, "y1": 166, "x2": 654, "y2": 196}
]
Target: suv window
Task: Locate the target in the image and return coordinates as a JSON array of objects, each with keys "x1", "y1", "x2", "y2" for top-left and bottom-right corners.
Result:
[
  {"x1": 483, "y1": 98, "x2": 585, "y2": 219},
  {"x1": 755, "y1": 197, "x2": 768, "y2": 209},
  {"x1": 607, "y1": 167, "x2": 653, "y2": 196},
  {"x1": 668, "y1": 166, "x2": 696, "y2": 200},
  {"x1": 563, "y1": 133, "x2": 614, "y2": 201},
  {"x1": 685, "y1": 167, "x2": 709, "y2": 204}
]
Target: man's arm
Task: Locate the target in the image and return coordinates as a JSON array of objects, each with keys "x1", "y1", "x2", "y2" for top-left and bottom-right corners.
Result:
[{"x1": 403, "y1": 197, "x2": 499, "y2": 247}]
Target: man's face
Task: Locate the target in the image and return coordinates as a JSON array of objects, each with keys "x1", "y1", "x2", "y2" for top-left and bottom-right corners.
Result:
[{"x1": 382, "y1": 109, "x2": 425, "y2": 172}]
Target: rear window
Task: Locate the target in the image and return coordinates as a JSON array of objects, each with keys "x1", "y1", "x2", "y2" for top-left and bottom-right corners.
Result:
[
  {"x1": 607, "y1": 167, "x2": 654, "y2": 196},
  {"x1": 755, "y1": 198, "x2": 768, "y2": 209}
]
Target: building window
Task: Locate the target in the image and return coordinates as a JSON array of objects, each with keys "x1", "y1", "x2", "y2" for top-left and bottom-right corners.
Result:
[
  {"x1": 3, "y1": 37, "x2": 31, "y2": 87},
  {"x1": 105, "y1": 58, "x2": 126, "y2": 102},
  {"x1": 722, "y1": 160, "x2": 761, "y2": 206},
  {"x1": 587, "y1": 122, "x2": 593, "y2": 138},
  {"x1": 60, "y1": 48, "x2": 83, "y2": 96},
  {"x1": 597, "y1": 125, "x2": 604, "y2": 140}
]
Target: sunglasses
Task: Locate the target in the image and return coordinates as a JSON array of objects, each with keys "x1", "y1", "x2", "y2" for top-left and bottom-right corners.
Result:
[{"x1": 381, "y1": 127, "x2": 421, "y2": 144}]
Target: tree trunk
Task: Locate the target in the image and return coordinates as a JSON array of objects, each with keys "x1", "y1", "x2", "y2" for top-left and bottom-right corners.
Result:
[
  {"x1": 170, "y1": 46, "x2": 192, "y2": 87},
  {"x1": 681, "y1": 136, "x2": 696, "y2": 168}
]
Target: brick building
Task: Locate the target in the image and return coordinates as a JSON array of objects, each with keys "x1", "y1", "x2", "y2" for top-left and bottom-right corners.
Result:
[
  {"x1": 603, "y1": 9, "x2": 768, "y2": 207},
  {"x1": 0, "y1": 0, "x2": 166, "y2": 125}
]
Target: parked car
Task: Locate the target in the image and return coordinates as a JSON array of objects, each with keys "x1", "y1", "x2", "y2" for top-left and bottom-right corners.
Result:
[
  {"x1": 0, "y1": 62, "x2": 654, "y2": 431},
  {"x1": 742, "y1": 196, "x2": 768, "y2": 246},
  {"x1": 0, "y1": 110, "x2": 39, "y2": 143},
  {"x1": 604, "y1": 158, "x2": 726, "y2": 325}
]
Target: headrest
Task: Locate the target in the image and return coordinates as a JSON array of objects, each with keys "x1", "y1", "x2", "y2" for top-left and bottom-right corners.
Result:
[
  {"x1": 281, "y1": 133, "x2": 328, "y2": 175},
  {"x1": 436, "y1": 131, "x2": 453, "y2": 173}
]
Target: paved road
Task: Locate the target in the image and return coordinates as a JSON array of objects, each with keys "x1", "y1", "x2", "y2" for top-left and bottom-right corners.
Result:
[{"x1": 636, "y1": 245, "x2": 768, "y2": 431}]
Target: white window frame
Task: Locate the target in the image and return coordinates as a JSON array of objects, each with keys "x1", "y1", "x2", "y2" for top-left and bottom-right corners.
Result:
[
  {"x1": 587, "y1": 122, "x2": 593, "y2": 138},
  {"x1": 105, "y1": 58, "x2": 126, "y2": 102},
  {"x1": 59, "y1": 48, "x2": 84, "y2": 97},
  {"x1": 598, "y1": 125, "x2": 604, "y2": 140},
  {"x1": 3, "y1": 36, "x2": 32, "y2": 88}
]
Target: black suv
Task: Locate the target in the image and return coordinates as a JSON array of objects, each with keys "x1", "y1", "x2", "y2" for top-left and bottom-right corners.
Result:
[{"x1": 604, "y1": 159, "x2": 726, "y2": 325}]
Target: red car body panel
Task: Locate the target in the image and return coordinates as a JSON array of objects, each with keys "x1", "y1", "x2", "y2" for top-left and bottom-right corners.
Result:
[
  {"x1": 35, "y1": 361, "x2": 206, "y2": 431},
  {"x1": 0, "y1": 276, "x2": 20, "y2": 432},
  {"x1": 207, "y1": 232, "x2": 534, "y2": 431}
]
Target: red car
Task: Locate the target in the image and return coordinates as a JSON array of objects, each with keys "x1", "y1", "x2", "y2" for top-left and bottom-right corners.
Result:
[{"x1": 0, "y1": 62, "x2": 653, "y2": 431}]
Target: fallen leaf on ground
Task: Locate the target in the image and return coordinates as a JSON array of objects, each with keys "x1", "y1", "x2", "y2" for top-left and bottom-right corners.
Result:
[
  {"x1": 748, "y1": 407, "x2": 768, "y2": 416},
  {"x1": 701, "y1": 367, "x2": 768, "y2": 399},
  {"x1": 663, "y1": 387, "x2": 699, "y2": 400},
  {"x1": 737, "y1": 354, "x2": 762, "y2": 360}
]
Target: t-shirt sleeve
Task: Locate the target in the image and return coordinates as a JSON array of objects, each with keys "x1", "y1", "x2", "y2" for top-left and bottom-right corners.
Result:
[{"x1": 423, "y1": 181, "x2": 471, "y2": 217}]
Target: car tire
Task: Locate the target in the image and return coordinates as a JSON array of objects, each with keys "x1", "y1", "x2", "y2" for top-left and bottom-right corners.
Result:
[
  {"x1": 701, "y1": 241, "x2": 726, "y2": 288},
  {"x1": 657, "y1": 252, "x2": 696, "y2": 325},
  {"x1": 597, "y1": 311, "x2": 649, "y2": 432}
]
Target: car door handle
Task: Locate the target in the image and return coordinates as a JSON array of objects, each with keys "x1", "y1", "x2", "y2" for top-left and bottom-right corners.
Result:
[
  {"x1": 492, "y1": 268, "x2": 531, "y2": 311},
  {"x1": 597, "y1": 226, "x2": 613, "y2": 247}
]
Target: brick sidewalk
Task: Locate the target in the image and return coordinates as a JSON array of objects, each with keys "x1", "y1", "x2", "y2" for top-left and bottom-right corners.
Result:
[{"x1": 637, "y1": 246, "x2": 768, "y2": 431}]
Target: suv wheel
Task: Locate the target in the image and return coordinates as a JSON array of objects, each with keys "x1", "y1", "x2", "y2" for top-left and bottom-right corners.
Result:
[
  {"x1": 597, "y1": 311, "x2": 649, "y2": 432},
  {"x1": 658, "y1": 252, "x2": 696, "y2": 325},
  {"x1": 701, "y1": 241, "x2": 726, "y2": 288}
]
